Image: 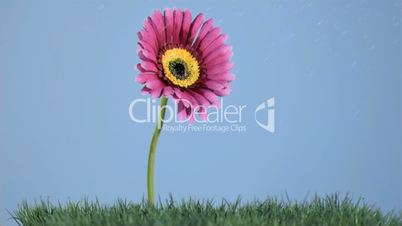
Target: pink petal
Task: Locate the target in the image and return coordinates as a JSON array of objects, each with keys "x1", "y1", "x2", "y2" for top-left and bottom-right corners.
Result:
[
  {"x1": 175, "y1": 88, "x2": 201, "y2": 111},
  {"x1": 176, "y1": 100, "x2": 194, "y2": 123},
  {"x1": 203, "y1": 49, "x2": 233, "y2": 66},
  {"x1": 192, "y1": 18, "x2": 213, "y2": 48},
  {"x1": 188, "y1": 90, "x2": 209, "y2": 106},
  {"x1": 180, "y1": 10, "x2": 192, "y2": 43},
  {"x1": 145, "y1": 77, "x2": 164, "y2": 89},
  {"x1": 196, "y1": 27, "x2": 221, "y2": 51},
  {"x1": 136, "y1": 63, "x2": 146, "y2": 72},
  {"x1": 138, "y1": 29, "x2": 158, "y2": 52},
  {"x1": 144, "y1": 18, "x2": 160, "y2": 49},
  {"x1": 203, "y1": 80, "x2": 224, "y2": 91},
  {"x1": 138, "y1": 41, "x2": 157, "y2": 57},
  {"x1": 138, "y1": 40, "x2": 156, "y2": 55},
  {"x1": 136, "y1": 75, "x2": 147, "y2": 84},
  {"x1": 139, "y1": 51, "x2": 156, "y2": 63},
  {"x1": 177, "y1": 101, "x2": 188, "y2": 121},
  {"x1": 173, "y1": 88, "x2": 190, "y2": 108},
  {"x1": 164, "y1": 8, "x2": 174, "y2": 43},
  {"x1": 207, "y1": 72, "x2": 235, "y2": 81},
  {"x1": 207, "y1": 62, "x2": 234, "y2": 75},
  {"x1": 151, "y1": 87, "x2": 163, "y2": 98},
  {"x1": 203, "y1": 45, "x2": 232, "y2": 65},
  {"x1": 180, "y1": 90, "x2": 198, "y2": 108},
  {"x1": 141, "y1": 86, "x2": 152, "y2": 95},
  {"x1": 148, "y1": 11, "x2": 166, "y2": 48},
  {"x1": 140, "y1": 47, "x2": 157, "y2": 60},
  {"x1": 214, "y1": 87, "x2": 231, "y2": 96},
  {"x1": 200, "y1": 34, "x2": 228, "y2": 56},
  {"x1": 162, "y1": 86, "x2": 174, "y2": 96},
  {"x1": 136, "y1": 72, "x2": 157, "y2": 83},
  {"x1": 172, "y1": 9, "x2": 183, "y2": 44},
  {"x1": 203, "y1": 50, "x2": 231, "y2": 68},
  {"x1": 197, "y1": 88, "x2": 218, "y2": 106},
  {"x1": 212, "y1": 80, "x2": 230, "y2": 87},
  {"x1": 187, "y1": 13, "x2": 204, "y2": 45},
  {"x1": 141, "y1": 61, "x2": 158, "y2": 72}
]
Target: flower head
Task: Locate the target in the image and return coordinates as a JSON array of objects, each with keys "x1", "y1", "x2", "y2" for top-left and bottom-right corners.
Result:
[{"x1": 136, "y1": 9, "x2": 234, "y2": 122}]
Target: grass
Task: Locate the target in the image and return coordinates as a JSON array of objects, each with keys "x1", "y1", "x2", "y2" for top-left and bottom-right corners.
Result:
[{"x1": 12, "y1": 194, "x2": 402, "y2": 226}]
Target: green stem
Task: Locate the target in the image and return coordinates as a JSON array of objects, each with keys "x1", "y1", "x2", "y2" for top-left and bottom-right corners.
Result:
[{"x1": 147, "y1": 96, "x2": 168, "y2": 205}]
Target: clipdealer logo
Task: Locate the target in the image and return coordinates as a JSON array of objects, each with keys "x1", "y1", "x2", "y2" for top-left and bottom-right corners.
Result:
[{"x1": 128, "y1": 97, "x2": 275, "y2": 133}]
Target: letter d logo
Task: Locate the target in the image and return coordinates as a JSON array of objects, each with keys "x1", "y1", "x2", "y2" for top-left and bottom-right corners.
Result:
[{"x1": 254, "y1": 97, "x2": 275, "y2": 133}]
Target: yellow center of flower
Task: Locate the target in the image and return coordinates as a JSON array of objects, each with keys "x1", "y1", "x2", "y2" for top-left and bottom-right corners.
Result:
[{"x1": 162, "y1": 48, "x2": 200, "y2": 88}]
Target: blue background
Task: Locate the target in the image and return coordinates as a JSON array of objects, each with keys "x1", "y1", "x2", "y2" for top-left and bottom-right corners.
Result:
[{"x1": 1, "y1": 0, "x2": 401, "y2": 225}]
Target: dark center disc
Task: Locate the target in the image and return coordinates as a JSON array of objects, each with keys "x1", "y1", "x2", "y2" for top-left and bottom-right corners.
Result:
[{"x1": 168, "y1": 59, "x2": 189, "y2": 80}]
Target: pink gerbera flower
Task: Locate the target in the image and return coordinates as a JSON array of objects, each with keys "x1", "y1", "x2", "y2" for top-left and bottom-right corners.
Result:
[{"x1": 136, "y1": 8, "x2": 234, "y2": 122}]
